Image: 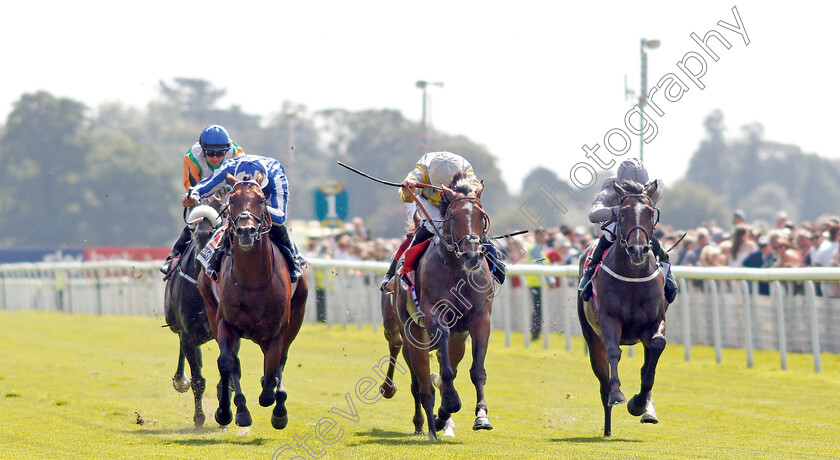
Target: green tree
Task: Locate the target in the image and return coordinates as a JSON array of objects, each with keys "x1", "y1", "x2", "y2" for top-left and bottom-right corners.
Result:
[{"x1": 658, "y1": 180, "x2": 731, "y2": 230}]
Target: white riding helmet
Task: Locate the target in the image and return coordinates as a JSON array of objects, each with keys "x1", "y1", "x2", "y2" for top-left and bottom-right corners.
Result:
[
  {"x1": 617, "y1": 158, "x2": 649, "y2": 184},
  {"x1": 428, "y1": 152, "x2": 462, "y2": 186}
]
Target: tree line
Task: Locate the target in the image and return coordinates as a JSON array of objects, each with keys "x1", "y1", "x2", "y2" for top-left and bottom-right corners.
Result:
[{"x1": 0, "y1": 79, "x2": 837, "y2": 248}]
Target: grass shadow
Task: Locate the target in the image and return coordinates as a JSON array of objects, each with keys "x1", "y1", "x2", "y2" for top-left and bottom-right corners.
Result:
[
  {"x1": 349, "y1": 428, "x2": 464, "y2": 446},
  {"x1": 551, "y1": 436, "x2": 643, "y2": 444},
  {"x1": 127, "y1": 425, "x2": 270, "y2": 446}
]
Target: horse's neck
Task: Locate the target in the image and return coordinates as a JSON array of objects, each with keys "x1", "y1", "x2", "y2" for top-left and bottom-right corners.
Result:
[{"x1": 232, "y1": 238, "x2": 273, "y2": 279}]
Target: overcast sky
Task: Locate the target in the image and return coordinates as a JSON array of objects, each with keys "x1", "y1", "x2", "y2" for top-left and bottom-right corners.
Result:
[{"x1": 4, "y1": 1, "x2": 837, "y2": 193}]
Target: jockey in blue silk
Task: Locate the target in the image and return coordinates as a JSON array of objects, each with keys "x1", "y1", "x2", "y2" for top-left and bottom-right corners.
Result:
[
  {"x1": 379, "y1": 151, "x2": 506, "y2": 291},
  {"x1": 578, "y1": 158, "x2": 678, "y2": 304},
  {"x1": 182, "y1": 154, "x2": 306, "y2": 283},
  {"x1": 160, "y1": 125, "x2": 244, "y2": 278}
]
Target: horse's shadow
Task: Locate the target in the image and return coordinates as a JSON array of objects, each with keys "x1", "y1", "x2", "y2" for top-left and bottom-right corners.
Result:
[{"x1": 348, "y1": 428, "x2": 464, "y2": 446}]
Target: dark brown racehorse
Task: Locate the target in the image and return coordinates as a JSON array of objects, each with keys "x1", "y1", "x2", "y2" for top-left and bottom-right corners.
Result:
[
  {"x1": 197, "y1": 171, "x2": 308, "y2": 429},
  {"x1": 164, "y1": 183, "x2": 224, "y2": 426},
  {"x1": 390, "y1": 172, "x2": 495, "y2": 441},
  {"x1": 577, "y1": 179, "x2": 667, "y2": 437}
]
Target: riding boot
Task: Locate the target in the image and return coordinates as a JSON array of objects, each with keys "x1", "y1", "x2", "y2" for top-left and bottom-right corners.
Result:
[
  {"x1": 380, "y1": 255, "x2": 399, "y2": 292},
  {"x1": 161, "y1": 225, "x2": 192, "y2": 279},
  {"x1": 651, "y1": 236, "x2": 678, "y2": 303},
  {"x1": 481, "y1": 238, "x2": 506, "y2": 285},
  {"x1": 270, "y1": 224, "x2": 305, "y2": 283},
  {"x1": 579, "y1": 234, "x2": 613, "y2": 301},
  {"x1": 206, "y1": 237, "x2": 229, "y2": 283}
]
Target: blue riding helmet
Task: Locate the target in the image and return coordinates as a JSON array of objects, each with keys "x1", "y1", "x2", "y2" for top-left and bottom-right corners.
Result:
[{"x1": 199, "y1": 125, "x2": 231, "y2": 152}]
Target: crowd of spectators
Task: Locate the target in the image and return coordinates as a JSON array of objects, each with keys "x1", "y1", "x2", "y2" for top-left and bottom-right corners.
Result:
[{"x1": 300, "y1": 211, "x2": 840, "y2": 274}]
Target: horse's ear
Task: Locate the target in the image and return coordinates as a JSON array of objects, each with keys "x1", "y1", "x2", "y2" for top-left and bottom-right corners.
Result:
[
  {"x1": 612, "y1": 180, "x2": 626, "y2": 197},
  {"x1": 441, "y1": 185, "x2": 456, "y2": 203},
  {"x1": 474, "y1": 180, "x2": 484, "y2": 199},
  {"x1": 188, "y1": 171, "x2": 198, "y2": 187},
  {"x1": 226, "y1": 172, "x2": 238, "y2": 186},
  {"x1": 255, "y1": 171, "x2": 265, "y2": 187},
  {"x1": 644, "y1": 179, "x2": 658, "y2": 199}
]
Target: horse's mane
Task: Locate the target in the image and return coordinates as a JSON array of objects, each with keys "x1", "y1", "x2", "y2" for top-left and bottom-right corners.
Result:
[
  {"x1": 448, "y1": 171, "x2": 477, "y2": 195},
  {"x1": 617, "y1": 179, "x2": 645, "y2": 195}
]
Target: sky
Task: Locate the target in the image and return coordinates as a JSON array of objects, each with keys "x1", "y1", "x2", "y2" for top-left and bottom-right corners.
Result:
[{"x1": 4, "y1": 1, "x2": 838, "y2": 194}]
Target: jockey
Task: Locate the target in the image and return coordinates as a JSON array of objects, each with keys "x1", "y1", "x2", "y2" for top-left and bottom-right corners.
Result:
[
  {"x1": 379, "y1": 151, "x2": 506, "y2": 291},
  {"x1": 578, "y1": 158, "x2": 678, "y2": 303},
  {"x1": 181, "y1": 154, "x2": 306, "y2": 283},
  {"x1": 160, "y1": 125, "x2": 244, "y2": 278}
]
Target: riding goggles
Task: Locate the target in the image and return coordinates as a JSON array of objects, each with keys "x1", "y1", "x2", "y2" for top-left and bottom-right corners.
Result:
[{"x1": 204, "y1": 148, "x2": 230, "y2": 158}]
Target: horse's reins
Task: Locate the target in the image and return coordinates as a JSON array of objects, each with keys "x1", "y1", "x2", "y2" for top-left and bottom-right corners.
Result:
[
  {"x1": 443, "y1": 196, "x2": 489, "y2": 259},
  {"x1": 615, "y1": 193, "x2": 660, "y2": 254}
]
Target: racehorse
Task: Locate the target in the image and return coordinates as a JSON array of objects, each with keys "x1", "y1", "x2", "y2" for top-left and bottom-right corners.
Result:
[
  {"x1": 577, "y1": 179, "x2": 667, "y2": 437},
  {"x1": 390, "y1": 172, "x2": 495, "y2": 441},
  {"x1": 163, "y1": 184, "x2": 224, "y2": 426},
  {"x1": 197, "y1": 171, "x2": 308, "y2": 429}
]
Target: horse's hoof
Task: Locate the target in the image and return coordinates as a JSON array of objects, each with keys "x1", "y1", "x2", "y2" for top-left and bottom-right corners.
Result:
[
  {"x1": 641, "y1": 411, "x2": 659, "y2": 424},
  {"x1": 173, "y1": 375, "x2": 191, "y2": 393},
  {"x1": 272, "y1": 414, "x2": 289, "y2": 429},
  {"x1": 235, "y1": 410, "x2": 252, "y2": 427},
  {"x1": 608, "y1": 390, "x2": 627, "y2": 406},
  {"x1": 194, "y1": 412, "x2": 206, "y2": 427},
  {"x1": 380, "y1": 382, "x2": 397, "y2": 399},
  {"x1": 627, "y1": 394, "x2": 646, "y2": 416},
  {"x1": 259, "y1": 377, "x2": 279, "y2": 407},
  {"x1": 434, "y1": 414, "x2": 448, "y2": 432},
  {"x1": 215, "y1": 408, "x2": 233, "y2": 426},
  {"x1": 473, "y1": 416, "x2": 493, "y2": 430}
]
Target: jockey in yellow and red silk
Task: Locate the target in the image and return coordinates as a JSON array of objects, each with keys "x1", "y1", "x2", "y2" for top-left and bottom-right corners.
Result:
[
  {"x1": 160, "y1": 125, "x2": 244, "y2": 278},
  {"x1": 182, "y1": 154, "x2": 306, "y2": 284},
  {"x1": 380, "y1": 151, "x2": 506, "y2": 291},
  {"x1": 578, "y1": 158, "x2": 678, "y2": 304}
]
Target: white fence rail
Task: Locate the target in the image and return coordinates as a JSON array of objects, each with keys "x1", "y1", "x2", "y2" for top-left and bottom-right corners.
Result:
[{"x1": 2, "y1": 259, "x2": 839, "y2": 372}]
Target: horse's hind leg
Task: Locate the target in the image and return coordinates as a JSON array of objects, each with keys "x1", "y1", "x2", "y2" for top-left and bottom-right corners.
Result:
[
  {"x1": 182, "y1": 341, "x2": 206, "y2": 426},
  {"x1": 599, "y1": 317, "x2": 626, "y2": 407},
  {"x1": 628, "y1": 319, "x2": 666, "y2": 424},
  {"x1": 379, "y1": 293, "x2": 402, "y2": 399},
  {"x1": 403, "y1": 329, "x2": 437, "y2": 441},
  {"x1": 172, "y1": 347, "x2": 190, "y2": 393}
]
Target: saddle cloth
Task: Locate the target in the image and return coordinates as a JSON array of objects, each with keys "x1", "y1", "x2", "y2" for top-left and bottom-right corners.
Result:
[{"x1": 197, "y1": 223, "x2": 228, "y2": 270}]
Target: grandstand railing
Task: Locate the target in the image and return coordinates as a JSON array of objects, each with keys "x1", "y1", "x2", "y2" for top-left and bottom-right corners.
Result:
[{"x1": 1, "y1": 259, "x2": 838, "y2": 372}]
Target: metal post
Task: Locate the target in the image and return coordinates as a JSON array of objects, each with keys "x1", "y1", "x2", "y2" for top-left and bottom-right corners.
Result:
[
  {"x1": 710, "y1": 279, "x2": 722, "y2": 364},
  {"x1": 679, "y1": 277, "x2": 691, "y2": 362},
  {"x1": 640, "y1": 39, "x2": 647, "y2": 162},
  {"x1": 562, "y1": 277, "x2": 573, "y2": 353},
  {"x1": 521, "y1": 276, "x2": 531, "y2": 349},
  {"x1": 773, "y1": 281, "x2": 788, "y2": 370},
  {"x1": 541, "y1": 275, "x2": 549, "y2": 350},
  {"x1": 503, "y1": 282, "x2": 512, "y2": 348},
  {"x1": 415, "y1": 81, "x2": 443, "y2": 153},
  {"x1": 741, "y1": 280, "x2": 754, "y2": 368},
  {"x1": 805, "y1": 281, "x2": 821, "y2": 372}
]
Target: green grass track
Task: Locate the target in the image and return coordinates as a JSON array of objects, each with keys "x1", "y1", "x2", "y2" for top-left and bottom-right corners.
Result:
[{"x1": 0, "y1": 311, "x2": 838, "y2": 459}]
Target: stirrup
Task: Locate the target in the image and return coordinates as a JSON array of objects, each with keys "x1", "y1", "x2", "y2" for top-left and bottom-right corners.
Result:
[{"x1": 380, "y1": 274, "x2": 394, "y2": 293}]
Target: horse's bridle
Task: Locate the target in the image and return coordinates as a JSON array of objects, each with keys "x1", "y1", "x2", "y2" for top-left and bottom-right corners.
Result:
[
  {"x1": 226, "y1": 182, "x2": 271, "y2": 242},
  {"x1": 441, "y1": 196, "x2": 490, "y2": 259},
  {"x1": 613, "y1": 193, "x2": 660, "y2": 254}
]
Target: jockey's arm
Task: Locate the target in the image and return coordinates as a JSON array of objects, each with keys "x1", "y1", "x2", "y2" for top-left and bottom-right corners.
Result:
[
  {"x1": 265, "y1": 167, "x2": 289, "y2": 226},
  {"x1": 182, "y1": 155, "x2": 201, "y2": 191},
  {"x1": 399, "y1": 166, "x2": 426, "y2": 203},
  {"x1": 589, "y1": 181, "x2": 619, "y2": 224}
]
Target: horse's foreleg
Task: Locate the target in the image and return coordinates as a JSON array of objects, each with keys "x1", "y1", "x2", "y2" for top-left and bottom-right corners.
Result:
[
  {"x1": 380, "y1": 294, "x2": 402, "y2": 399},
  {"x1": 403, "y1": 346, "x2": 425, "y2": 435},
  {"x1": 431, "y1": 320, "x2": 461, "y2": 422},
  {"x1": 215, "y1": 320, "x2": 249, "y2": 426},
  {"x1": 403, "y1": 327, "x2": 437, "y2": 441},
  {"x1": 468, "y1": 310, "x2": 493, "y2": 431},
  {"x1": 260, "y1": 336, "x2": 289, "y2": 430},
  {"x1": 600, "y1": 317, "x2": 626, "y2": 407},
  {"x1": 578, "y1": 297, "x2": 613, "y2": 436},
  {"x1": 182, "y1": 341, "x2": 206, "y2": 426},
  {"x1": 172, "y1": 346, "x2": 190, "y2": 393},
  {"x1": 628, "y1": 319, "x2": 666, "y2": 423}
]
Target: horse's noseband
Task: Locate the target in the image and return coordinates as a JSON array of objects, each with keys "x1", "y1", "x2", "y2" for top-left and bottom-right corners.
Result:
[{"x1": 228, "y1": 192, "x2": 270, "y2": 241}]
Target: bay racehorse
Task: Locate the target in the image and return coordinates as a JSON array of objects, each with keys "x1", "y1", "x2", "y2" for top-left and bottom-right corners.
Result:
[
  {"x1": 577, "y1": 179, "x2": 667, "y2": 436},
  {"x1": 197, "y1": 171, "x2": 308, "y2": 429},
  {"x1": 391, "y1": 172, "x2": 495, "y2": 441},
  {"x1": 163, "y1": 184, "x2": 224, "y2": 426}
]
